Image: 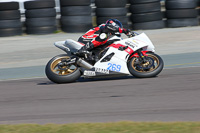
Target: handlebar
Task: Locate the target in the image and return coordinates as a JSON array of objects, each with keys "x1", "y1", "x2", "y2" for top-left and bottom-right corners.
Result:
[{"x1": 127, "y1": 31, "x2": 139, "y2": 38}]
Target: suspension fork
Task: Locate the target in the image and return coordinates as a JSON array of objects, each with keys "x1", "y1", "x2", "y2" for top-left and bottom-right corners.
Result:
[{"x1": 136, "y1": 49, "x2": 148, "y2": 63}]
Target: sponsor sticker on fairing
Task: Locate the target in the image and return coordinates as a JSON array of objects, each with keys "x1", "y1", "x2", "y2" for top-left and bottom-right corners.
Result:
[
  {"x1": 95, "y1": 68, "x2": 109, "y2": 74},
  {"x1": 84, "y1": 71, "x2": 96, "y2": 76}
]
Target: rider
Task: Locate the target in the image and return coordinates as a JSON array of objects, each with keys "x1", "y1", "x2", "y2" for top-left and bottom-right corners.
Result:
[{"x1": 77, "y1": 19, "x2": 132, "y2": 59}]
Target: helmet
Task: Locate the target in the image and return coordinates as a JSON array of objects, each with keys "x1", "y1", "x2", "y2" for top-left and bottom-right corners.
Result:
[{"x1": 105, "y1": 19, "x2": 123, "y2": 32}]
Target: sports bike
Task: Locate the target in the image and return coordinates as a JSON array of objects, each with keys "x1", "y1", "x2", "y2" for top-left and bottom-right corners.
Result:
[{"x1": 45, "y1": 32, "x2": 164, "y2": 83}]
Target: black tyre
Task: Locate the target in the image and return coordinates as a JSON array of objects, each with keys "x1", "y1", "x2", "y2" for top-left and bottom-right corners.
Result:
[
  {"x1": 0, "y1": 2, "x2": 19, "y2": 11},
  {"x1": 61, "y1": 24, "x2": 93, "y2": 33},
  {"x1": 0, "y1": 10, "x2": 20, "y2": 20},
  {"x1": 167, "y1": 18, "x2": 199, "y2": 28},
  {"x1": 25, "y1": 8, "x2": 56, "y2": 18},
  {"x1": 95, "y1": 0, "x2": 126, "y2": 8},
  {"x1": 132, "y1": 20, "x2": 165, "y2": 30},
  {"x1": 0, "y1": 28, "x2": 22, "y2": 37},
  {"x1": 130, "y1": 2, "x2": 161, "y2": 13},
  {"x1": 25, "y1": 17, "x2": 56, "y2": 27},
  {"x1": 96, "y1": 8, "x2": 127, "y2": 17},
  {"x1": 26, "y1": 26, "x2": 57, "y2": 35},
  {"x1": 24, "y1": 1, "x2": 55, "y2": 9},
  {"x1": 61, "y1": 6, "x2": 91, "y2": 16},
  {"x1": 166, "y1": 9, "x2": 198, "y2": 19},
  {"x1": 198, "y1": 8, "x2": 200, "y2": 15},
  {"x1": 128, "y1": 52, "x2": 164, "y2": 78},
  {"x1": 45, "y1": 54, "x2": 81, "y2": 83},
  {"x1": 165, "y1": 0, "x2": 197, "y2": 10},
  {"x1": 61, "y1": 16, "x2": 92, "y2": 25},
  {"x1": 162, "y1": 11, "x2": 166, "y2": 18},
  {"x1": 0, "y1": 19, "x2": 22, "y2": 28},
  {"x1": 60, "y1": 0, "x2": 91, "y2": 6},
  {"x1": 129, "y1": 0, "x2": 159, "y2": 4},
  {"x1": 131, "y1": 11, "x2": 163, "y2": 23}
]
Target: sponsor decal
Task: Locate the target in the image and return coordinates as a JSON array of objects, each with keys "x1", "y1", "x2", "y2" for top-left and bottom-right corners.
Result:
[
  {"x1": 132, "y1": 40, "x2": 139, "y2": 44},
  {"x1": 84, "y1": 71, "x2": 96, "y2": 76},
  {"x1": 95, "y1": 68, "x2": 109, "y2": 74},
  {"x1": 125, "y1": 41, "x2": 135, "y2": 49}
]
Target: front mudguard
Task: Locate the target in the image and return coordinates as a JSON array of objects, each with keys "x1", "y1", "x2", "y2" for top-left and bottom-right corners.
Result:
[{"x1": 130, "y1": 51, "x2": 153, "y2": 59}]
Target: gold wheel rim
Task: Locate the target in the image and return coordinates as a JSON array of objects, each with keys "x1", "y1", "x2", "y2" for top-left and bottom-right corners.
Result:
[
  {"x1": 131, "y1": 54, "x2": 160, "y2": 73},
  {"x1": 50, "y1": 56, "x2": 77, "y2": 75}
]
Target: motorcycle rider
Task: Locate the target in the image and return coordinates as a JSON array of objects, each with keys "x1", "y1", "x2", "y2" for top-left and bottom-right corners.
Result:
[{"x1": 77, "y1": 19, "x2": 132, "y2": 60}]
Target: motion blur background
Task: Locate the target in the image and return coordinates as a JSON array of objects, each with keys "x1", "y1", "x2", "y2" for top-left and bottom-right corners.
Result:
[{"x1": 0, "y1": 0, "x2": 199, "y2": 37}]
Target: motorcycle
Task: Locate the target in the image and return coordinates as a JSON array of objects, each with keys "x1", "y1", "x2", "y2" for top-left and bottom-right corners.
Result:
[{"x1": 45, "y1": 31, "x2": 164, "y2": 83}]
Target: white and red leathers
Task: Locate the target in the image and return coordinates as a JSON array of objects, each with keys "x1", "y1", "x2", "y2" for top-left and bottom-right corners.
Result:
[{"x1": 78, "y1": 24, "x2": 130, "y2": 51}]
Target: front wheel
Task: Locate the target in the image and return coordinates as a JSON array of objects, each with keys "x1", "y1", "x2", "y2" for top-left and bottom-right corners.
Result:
[
  {"x1": 128, "y1": 52, "x2": 164, "y2": 78},
  {"x1": 45, "y1": 54, "x2": 81, "y2": 84}
]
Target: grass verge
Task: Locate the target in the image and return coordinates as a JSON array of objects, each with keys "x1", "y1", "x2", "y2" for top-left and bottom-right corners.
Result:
[{"x1": 0, "y1": 121, "x2": 200, "y2": 133}]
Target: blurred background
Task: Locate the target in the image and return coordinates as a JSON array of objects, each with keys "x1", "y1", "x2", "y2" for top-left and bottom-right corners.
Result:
[{"x1": 0, "y1": 0, "x2": 199, "y2": 37}]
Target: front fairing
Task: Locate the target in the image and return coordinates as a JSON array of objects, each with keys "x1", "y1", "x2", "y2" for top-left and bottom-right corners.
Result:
[{"x1": 113, "y1": 33, "x2": 155, "y2": 53}]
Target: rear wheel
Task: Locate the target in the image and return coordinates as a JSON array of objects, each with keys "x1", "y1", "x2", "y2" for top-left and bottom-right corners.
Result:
[
  {"x1": 45, "y1": 54, "x2": 81, "y2": 84},
  {"x1": 128, "y1": 52, "x2": 164, "y2": 78}
]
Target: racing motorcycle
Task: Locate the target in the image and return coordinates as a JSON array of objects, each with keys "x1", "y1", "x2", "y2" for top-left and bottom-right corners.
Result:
[{"x1": 45, "y1": 32, "x2": 164, "y2": 83}]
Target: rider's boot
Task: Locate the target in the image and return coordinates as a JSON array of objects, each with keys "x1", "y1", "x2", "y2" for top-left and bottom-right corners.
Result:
[{"x1": 77, "y1": 42, "x2": 95, "y2": 61}]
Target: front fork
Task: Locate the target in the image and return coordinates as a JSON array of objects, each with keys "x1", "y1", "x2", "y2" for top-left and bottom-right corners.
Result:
[
  {"x1": 130, "y1": 49, "x2": 148, "y2": 62},
  {"x1": 130, "y1": 49, "x2": 153, "y2": 70},
  {"x1": 137, "y1": 49, "x2": 148, "y2": 63}
]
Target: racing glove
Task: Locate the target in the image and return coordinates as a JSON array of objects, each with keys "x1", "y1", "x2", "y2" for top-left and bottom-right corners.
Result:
[{"x1": 122, "y1": 28, "x2": 131, "y2": 35}]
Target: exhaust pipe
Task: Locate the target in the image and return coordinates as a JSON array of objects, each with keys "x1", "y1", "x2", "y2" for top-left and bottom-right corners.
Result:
[{"x1": 76, "y1": 58, "x2": 93, "y2": 69}]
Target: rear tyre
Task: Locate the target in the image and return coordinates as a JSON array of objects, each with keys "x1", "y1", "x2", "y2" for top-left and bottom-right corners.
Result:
[
  {"x1": 128, "y1": 52, "x2": 164, "y2": 78},
  {"x1": 45, "y1": 54, "x2": 81, "y2": 84}
]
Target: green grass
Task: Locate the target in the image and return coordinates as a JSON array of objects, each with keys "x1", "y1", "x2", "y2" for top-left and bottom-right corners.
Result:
[{"x1": 0, "y1": 121, "x2": 200, "y2": 133}]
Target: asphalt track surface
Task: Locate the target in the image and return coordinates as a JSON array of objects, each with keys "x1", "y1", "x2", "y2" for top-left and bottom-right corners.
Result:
[{"x1": 0, "y1": 27, "x2": 200, "y2": 124}]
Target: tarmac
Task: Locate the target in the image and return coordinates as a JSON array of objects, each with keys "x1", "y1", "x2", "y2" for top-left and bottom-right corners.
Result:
[
  {"x1": 1, "y1": 26, "x2": 200, "y2": 124},
  {"x1": 0, "y1": 26, "x2": 200, "y2": 69}
]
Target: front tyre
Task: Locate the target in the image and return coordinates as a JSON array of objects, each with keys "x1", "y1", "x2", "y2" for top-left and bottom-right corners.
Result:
[
  {"x1": 128, "y1": 52, "x2": 164, "y2": 78},
  {"x1": 45, "y1": 54, "x2": 81, "y2": 84}
]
